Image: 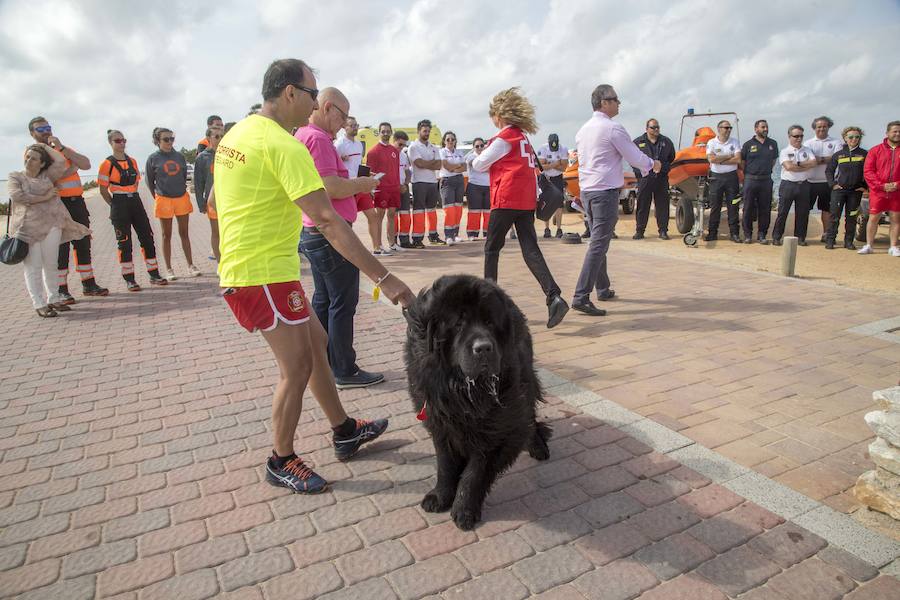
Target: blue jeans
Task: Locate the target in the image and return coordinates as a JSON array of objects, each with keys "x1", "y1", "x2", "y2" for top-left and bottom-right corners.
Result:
[
  {"x1": 299, "y1": 228, "x2": 359, "y2": 378},
  {"x1": 573, "y1": 189, "x2": 619, "y2": 304}
]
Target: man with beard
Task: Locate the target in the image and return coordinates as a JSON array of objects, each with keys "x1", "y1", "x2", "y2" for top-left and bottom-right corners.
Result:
[
  {"x1": 408, "y1": 119, "x2": 444, "y2": 246},
  {"x1": 365, "y1": 122, "x2": 402, "y2": 254},
  {"x1": 537, "y1": 133, "x2": 569, "y2": 238},
  {"x1": 806, "y1": 116, "x2": 841, "y2": 242},
  {"x1": 632, "y1": 119, "x2": 675, "y2": 240},
  {"x1": 740, "y1": 119, "x2": 779, "y2": 244}
]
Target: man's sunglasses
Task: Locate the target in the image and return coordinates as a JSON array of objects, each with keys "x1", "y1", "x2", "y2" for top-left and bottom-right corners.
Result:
[
  {"x1": 648, "y1": 126, "x2": 660, "y2": 130},
  {"x1": 161, "y1": 137, "x2": 175, "y2": 143},
  {"x1": 720, "y1": 126, "x2": 733, "y2": 130},
  {"x1": 33, "y1": 125, "x2": 52, "y2": 133},
  {"x1": 112, "y1": 138, "x2": 127, "y2": 144},
  {"x1": 288, "y1": 82, "x2": 319, "y2": 102},
  {"x1": 846, "y1": 135, "x2": 861, "y2": 139},
  {"x1": 474, "y1": 144, "x2": 485, "y2": 149},
  {"x1": 789, "y1": 134, "x2": 803, "y2": 138}
]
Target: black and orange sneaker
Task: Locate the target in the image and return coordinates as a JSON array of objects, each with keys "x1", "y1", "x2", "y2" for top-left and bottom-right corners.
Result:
[
  {"x1": 333, "y1": 418, "x2": 389, "y2": 461},
  {"x1": 265, "y1": 455, "x2": 328, "y2": 494}
]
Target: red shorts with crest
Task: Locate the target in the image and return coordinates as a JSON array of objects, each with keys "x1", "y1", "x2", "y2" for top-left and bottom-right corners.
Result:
[
  {"x1": 374, "y1": 188, "x2": 401, "y2": 209},
  {"x1": 356, "y1": 192, "x2": 374, "y2": 212},
  {"x1": 223, "y1": 281, "x2": 310, "y2": 333}
]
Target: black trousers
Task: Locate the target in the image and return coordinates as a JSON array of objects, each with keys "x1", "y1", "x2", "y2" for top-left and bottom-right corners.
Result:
[
  {"x1": 707, "y1": 172, "x2": 740, "y2": 235},
  {"x1": 110, "y1": 193, "x2": 157, "y2": 277},
  {"x1": 826, "y1": 189, "x2": 863, "y2": 245},
  {"x1": 57, "y1": 196, "x2": 93, "y2": 284},
  {"x1": 741, "y1": 177, "x2": 773, "y2": 239},
  {"x1": 484, "y1": 208, "x2": 561, "y2": 301},
  {"x1": 635, "y1": 176, "x2": 670, "y2": 234},
  {"x1": 772, "y1": 180, "x2": 811, "y2": 241}
]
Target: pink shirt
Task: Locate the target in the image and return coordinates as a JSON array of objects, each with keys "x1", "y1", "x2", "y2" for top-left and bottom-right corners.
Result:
[
  {"x1": 295, "y1": 123, "x2": 358, "y2": 226},
  {"x1": 575, "y1": 111, "x2": 654, "y2": 192}
]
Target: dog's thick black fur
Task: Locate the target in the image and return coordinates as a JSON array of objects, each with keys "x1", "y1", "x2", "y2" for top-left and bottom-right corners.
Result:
[{"x1": 404, "y1": 274, "x2": 551, "y2": 530}]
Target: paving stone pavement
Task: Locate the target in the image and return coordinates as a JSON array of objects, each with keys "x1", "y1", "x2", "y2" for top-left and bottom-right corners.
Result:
[{"x1": 1, "y1": 190, "x2": 898, "y2": 599}]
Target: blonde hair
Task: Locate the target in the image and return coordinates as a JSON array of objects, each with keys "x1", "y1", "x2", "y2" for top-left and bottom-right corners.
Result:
[
  {"x1": 488, "y1": 87, "x2": 538, "y2": 134},
  {"x1": 841, "y1": 126, "x2": 864, "y2": 140}
]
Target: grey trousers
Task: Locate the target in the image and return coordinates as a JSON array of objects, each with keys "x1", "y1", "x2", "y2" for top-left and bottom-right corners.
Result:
[{"x1": 574, "y1": 189, "x2": 619, "y2": 304}]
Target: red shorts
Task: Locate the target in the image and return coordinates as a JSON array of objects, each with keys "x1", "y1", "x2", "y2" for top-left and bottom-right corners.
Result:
[
  {"x1": 374, "y1": 188, "x2": 401, "y2": 209},
  {"x1": 356, "y1": 192, "x2": 374, "y2": 212},
  {"x1": 869, "y1": 194, "x2": 900, "y2": 214},
  {"x1": 223, "y1": 281, "x2": 310, "y2": 333}
]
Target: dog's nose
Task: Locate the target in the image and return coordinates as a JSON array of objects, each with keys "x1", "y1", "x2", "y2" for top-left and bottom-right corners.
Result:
[{"x1": 472, "y1": 340, "x2": 494, "y2": 357}]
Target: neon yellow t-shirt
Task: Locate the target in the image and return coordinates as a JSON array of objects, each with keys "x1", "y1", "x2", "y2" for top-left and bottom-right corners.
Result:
[{"x1": 214, "y1": 114, "x2": 324, "y2": 287}]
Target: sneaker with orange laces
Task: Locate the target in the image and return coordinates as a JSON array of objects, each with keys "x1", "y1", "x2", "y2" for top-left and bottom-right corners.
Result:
[
  {"x1": 333, "y1": 417, "x2": 389, "y2": 461},
  {"x1": 265, "y1": 453, "x2": 328, "y2": 493}
]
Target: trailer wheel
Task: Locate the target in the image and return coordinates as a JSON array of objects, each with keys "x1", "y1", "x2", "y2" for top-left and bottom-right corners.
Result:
[
  {"x1": 621, "y1": 191, "x2": 636, "y2": 214},
  {"x1": 676, "y1": 197, "x2": 695, "y2": 234},
  {"x1": 683, "y1": 233, "x2": 698, "y2": 246}
]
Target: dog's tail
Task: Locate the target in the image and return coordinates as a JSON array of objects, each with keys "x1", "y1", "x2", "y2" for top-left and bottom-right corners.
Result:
[{"x1": 528, "y1": 421, "x2": 552, "y2": 461}]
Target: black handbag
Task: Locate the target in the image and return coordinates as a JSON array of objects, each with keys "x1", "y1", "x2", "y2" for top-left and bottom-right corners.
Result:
[
  {"x1": 0, "y1": 198, "x2": 28, "y2": 265},
  {"x1": 531, "y1": 145, "x2": 565, "y2": 221}
]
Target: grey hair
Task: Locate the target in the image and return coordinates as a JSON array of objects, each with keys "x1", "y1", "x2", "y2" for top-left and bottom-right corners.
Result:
[
  {"x1": 812, "y1": 116, "x2": 833, "y2": 129},
  {"x1": 591, "y1": 84, "x2": 616, "y2": 110}
]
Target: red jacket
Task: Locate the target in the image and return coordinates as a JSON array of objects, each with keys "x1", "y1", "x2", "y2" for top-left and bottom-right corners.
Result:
[
  {"x1": 489, "y1": 127, "x2": 537, "y2": 210},
  {"x1": 864, "y1": 138, "x2": 900, "y2": 206}
]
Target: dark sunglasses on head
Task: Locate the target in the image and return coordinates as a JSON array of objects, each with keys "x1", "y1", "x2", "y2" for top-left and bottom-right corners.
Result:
[
  {"x1": 161, "y1": 136, "x2": 175, "y2": 143},
  {"x1": 34, "y1": 125, "x2": 52, "y2": 133},
  {"x1": 288, "y1": 82, "x2": 319, "y2": 101},
  {"x1": 112, "y1": 138, "x2": 127, "y2": 144}
]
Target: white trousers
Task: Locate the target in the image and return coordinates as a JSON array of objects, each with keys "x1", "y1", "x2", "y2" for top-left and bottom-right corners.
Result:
[{"x1": 23, "y1": 227, "x2": 62, "y2": 309}]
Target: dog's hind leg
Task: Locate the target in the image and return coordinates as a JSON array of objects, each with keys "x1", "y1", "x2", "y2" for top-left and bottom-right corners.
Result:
[
  {"x1": 527, "y1": 421, "x2": 552, "y2": 460},
  {"x1": 422, "y1": 444, "x2": 463, "y2": 513}
]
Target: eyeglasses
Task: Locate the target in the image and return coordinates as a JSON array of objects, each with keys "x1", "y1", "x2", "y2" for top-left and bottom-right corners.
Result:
[
  {"x1": 161, "y1": 137, "x2": 175, "y2": 143},
  {"x1": 33, "y1": 125, "x2": 52, "y2": 133},
  {"x1": 648, "y1": 126, "x2": 660, "y2": 130},
  {"x1": 112, "y1": 138, "x2": 127, "y2": 144},
  {"x1": 603, "y1": 97, "x2": 620, "y2": 104},
  {"x1": 719, "y1": 126, "x2": 732, "y2": 130},
  {"x1": 288, "y1": 82, "x2": 319, "y2": 101},
  {"x1": 789, "y1": 134, "x2": 803, "y2": 138},
  {"x1": 331, "y1": 103, "x2": 349, "y2": 121}
]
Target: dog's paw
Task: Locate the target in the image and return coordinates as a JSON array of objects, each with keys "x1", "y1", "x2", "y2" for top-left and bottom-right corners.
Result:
[
  {"x1": 451, "y1": 506, "x2": 481, "y2": 530},
  {"x1": 421, "y1": 490, "x2": 452, "y2": 513},
  {"x1": 528, "y1": 438, "x2": 550, "y2": 461}
]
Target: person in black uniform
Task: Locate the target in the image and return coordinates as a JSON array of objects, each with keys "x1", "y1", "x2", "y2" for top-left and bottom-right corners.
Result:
[
  {"x1": 740, "y1": 119, "x2": 779, "y2": 244},
  {"x1": 632, "y1": 119, "x2": 675, "y2": 239},
  {"x1": 825, "y1": 126, "x2": 867, "y2": 250}
]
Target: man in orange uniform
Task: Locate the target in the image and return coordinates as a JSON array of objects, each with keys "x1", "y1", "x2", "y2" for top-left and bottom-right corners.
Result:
[{"x1": 28, "y1": 117, "x2": 108, "y2": 302}]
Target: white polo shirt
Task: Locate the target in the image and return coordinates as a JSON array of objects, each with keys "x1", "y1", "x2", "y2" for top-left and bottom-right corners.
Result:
[
  {"x1": 466, "y1": 152, "x2": 490, "y2": 186},
  {"x1": 334, "y1": 137, "x2": 364, "y2": 177},
  {"x1": 407, "y1": 139, "x2": 439, "y2": 184},
  {"x1": 439, "y1": 147, "x2": 466, "y2": 178},
  {"x1": 536, "y1": 144, "x2": 569, "y2": 177},
  {"x1": 804, "y1": 135, "x2": 842, "y2": 183},
  {"x1": 779, "y1": 144, "x2": 816, "y2": 182},
  {"x1": 706, "y1": 137, "x2": 741, "y2": 174},
  {"x1": 398, "y1": 149, "x2": 410, "y2": 186}
]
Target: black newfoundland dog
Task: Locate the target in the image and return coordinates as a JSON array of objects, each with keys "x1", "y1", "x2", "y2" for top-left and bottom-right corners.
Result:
[{"x1": 404, "y1": 274, "x2": 551, "y2": 530}]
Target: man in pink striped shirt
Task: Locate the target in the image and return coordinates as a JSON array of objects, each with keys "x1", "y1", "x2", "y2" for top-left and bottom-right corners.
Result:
[{"x1": 573, "y1": 84, "x2": 660, "y2": 316}]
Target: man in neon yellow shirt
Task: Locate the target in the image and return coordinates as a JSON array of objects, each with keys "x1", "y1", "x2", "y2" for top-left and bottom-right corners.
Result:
[{"x1": 214, "y1": 58, "x2": 415, "y2": 493}]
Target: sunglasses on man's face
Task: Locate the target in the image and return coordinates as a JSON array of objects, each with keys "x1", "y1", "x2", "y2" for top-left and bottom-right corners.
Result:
[
  {"x1": 648, "y1": 126, "x2": 660, "y2": 130},
  {"x1": 790, "y1": 135, "x2": 803, "y2": 139},
  {"x1": 161, "y1": 137, "x2": 175, "y2": 143},
  {"x1": 34, "y1": 125, "x2": 52, "y2": 133},
  {"x1": 720, "y1": 126, "x2": 732, "y2": 130}
]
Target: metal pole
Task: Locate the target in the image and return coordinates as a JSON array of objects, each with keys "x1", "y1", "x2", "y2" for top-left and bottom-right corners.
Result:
[{"x1": 781, "y1": 236, "x2": 798, "y2": 277}]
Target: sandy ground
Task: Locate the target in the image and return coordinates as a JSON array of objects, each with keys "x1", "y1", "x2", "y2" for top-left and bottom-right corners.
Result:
[{"x1": 554, "y1": 208, "x2": 900, "y2": 296}]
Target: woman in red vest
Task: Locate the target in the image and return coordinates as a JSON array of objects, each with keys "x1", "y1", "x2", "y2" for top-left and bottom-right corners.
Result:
[{"x1": 470, "y1": 88, "x2": 568, "y2": 329}]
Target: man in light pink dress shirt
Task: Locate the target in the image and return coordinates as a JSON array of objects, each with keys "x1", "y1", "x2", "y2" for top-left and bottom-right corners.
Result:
[{"x1": 573, "y1": 84, "x2": 660, "y2": 316}]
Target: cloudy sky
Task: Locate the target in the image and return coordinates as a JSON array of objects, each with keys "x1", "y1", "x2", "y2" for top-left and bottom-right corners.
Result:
[{"x1": 1, "y1": 0, "x2": 897, "y2": 180}]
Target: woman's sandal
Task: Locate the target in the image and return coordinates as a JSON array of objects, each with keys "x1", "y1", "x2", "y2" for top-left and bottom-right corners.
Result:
[{"x1": 36, "y1": 306, "x2": 58, "y2": 318}]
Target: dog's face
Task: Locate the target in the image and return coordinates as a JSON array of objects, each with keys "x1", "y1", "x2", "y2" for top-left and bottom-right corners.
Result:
[{"x1": 407, "y1": 275, "x2": 514, "y2": 380}]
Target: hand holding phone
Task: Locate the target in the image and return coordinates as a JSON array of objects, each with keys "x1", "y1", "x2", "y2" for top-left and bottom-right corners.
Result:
[{"x1": 373, "y1": 172, "x2": 385, "y2": 181}]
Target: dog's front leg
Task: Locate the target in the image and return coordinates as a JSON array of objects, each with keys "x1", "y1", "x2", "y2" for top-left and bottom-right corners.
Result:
[
  {"x1": 451, "y1": 456, "x2": 490, "y2": 530},
  {"x1": 422, "y1": 444, "x2": 463, "y2": 513}
]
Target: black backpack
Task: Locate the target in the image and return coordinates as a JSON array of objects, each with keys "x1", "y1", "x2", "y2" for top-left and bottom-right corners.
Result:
[{"x1": 106, "y1": 154, "x2": 138, "y2": 187}]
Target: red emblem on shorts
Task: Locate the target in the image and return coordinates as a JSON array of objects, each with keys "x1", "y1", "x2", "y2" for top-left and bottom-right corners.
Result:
[{"x1": 287, "y1": 290, "x2": 304, "y2": 313}]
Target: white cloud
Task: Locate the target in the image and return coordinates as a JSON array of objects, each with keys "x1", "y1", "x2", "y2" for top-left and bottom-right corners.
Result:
[{"x1": 1, "y1": 0, "x2": 898, "y2": 181}]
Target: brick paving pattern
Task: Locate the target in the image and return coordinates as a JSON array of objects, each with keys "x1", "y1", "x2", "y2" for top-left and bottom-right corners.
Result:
[{"x1": 0, "y1": 191, "x2": 898, "y2": 598}]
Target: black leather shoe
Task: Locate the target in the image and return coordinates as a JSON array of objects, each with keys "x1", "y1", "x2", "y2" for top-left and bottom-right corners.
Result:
[
  {"x1": 581, "y1": 230, "x2": 591, "y2": 239},
  {"x1": 659, "y1": 232, "x2": 670, "y2": 240},
  {"x1": 599, "y1": 289, "x2": 616, "y2": 301},
  {"x1": 704, "y1": 233, "x2": 717, "y2": 242},
  {"x1": 825, "y1": 240, "x2": 835, "y2": 249},
  {"x1": 798, "y1": 240, "x2": 808, "y2": 247},
  {"x1": 572, "y1": 301, "x2": 606, "y2": 317},
  {"x1": 844, "y1": 242, "x2": 857, "y2": 250},
  {"x1": 773, "y1": 238, "x2": 783, "y2": 246},
  {"x1": 547, "y1": 295, "x2": 569, "y2": 329},
  {"x1": 543, "y1": 228, "x2": 552, "y2": 238},
  {"x1": 758, "y1": 237, "x2": 769, "y2": 245},
  {"x1": 632, "y1": 232, "x2": 644, "y2": 240}
]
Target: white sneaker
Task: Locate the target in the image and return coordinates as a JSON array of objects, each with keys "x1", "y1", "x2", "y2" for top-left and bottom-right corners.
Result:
[
  {"x1": 380, "y1": 247, "x2": 393, "y2": 255},
  {"x1": 390, "y1": 243, "x2": 403, "y2": 252},
  {"x1": 188, "y1": 265, "x2": 202, "y2": 276},
  {"x1": 455, "y1": 236, "x2": 466, "y2": 243},
  {"x1": 890, "y1": 246, "x2": 900, "y2": 257},
  {"x1": 447, "y1": 237, "x2": 457, "y2": 246},
  {"x1": 857, "y1": 245, "x2": 874, "y2": 255}
]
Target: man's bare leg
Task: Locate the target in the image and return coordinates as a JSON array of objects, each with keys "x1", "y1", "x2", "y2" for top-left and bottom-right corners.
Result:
[
  {"x1": 364, "y1": 207, "x2": 381, "y2": 251},
  {"x1": 373, "y1": 207, "x2": 386, "y2": 251},
  {"x1": 386, "y1": 208, "x2": 397, "y2": 245}
]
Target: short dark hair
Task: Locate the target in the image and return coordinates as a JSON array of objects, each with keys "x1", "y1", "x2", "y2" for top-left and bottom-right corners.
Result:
[
  {"x1": 207, "y1": 115, "x2": 222, "y2": 126},
  {"x1": 392, "y1": 130, "x2": 409, "y2": 141},
  {"x1": 26, "y1": 143, "x2": 54, "y2": 173},
  {"x1": 378, "y1": 122, "x2": 392, "y2": 131},
  {"x1": 754, "y1": 119, "x2": 768, "y2": 128},
  {"x1": 590, "y1": 84, "x2": 615, "y2": 110},
  {"x1": 812, "y1": 116, "x2": 834, "y2": 129},
  {"x1": 886, "y1": 120, "x2": 900, "y2": 132},
  {"x1": 417, "y1": 119, "x2": 432, "y2": 131},
  {"x1": 473, "y1": 137, "x2": 485, "y2": 145},
  {"x1": 27, "y1": 116, "x2": 48, "y2": 132},
  {"x1": 261, "y1": 59, "x2": 313, "y2": 102},
  {"x1": 645, "y1": 118, "x2": 658, "y2": 128}
]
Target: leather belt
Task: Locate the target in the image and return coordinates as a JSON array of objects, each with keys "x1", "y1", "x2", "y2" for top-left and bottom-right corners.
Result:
[{"x1": 744, "y1": 174, "x2": 772, "y2": 181}]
